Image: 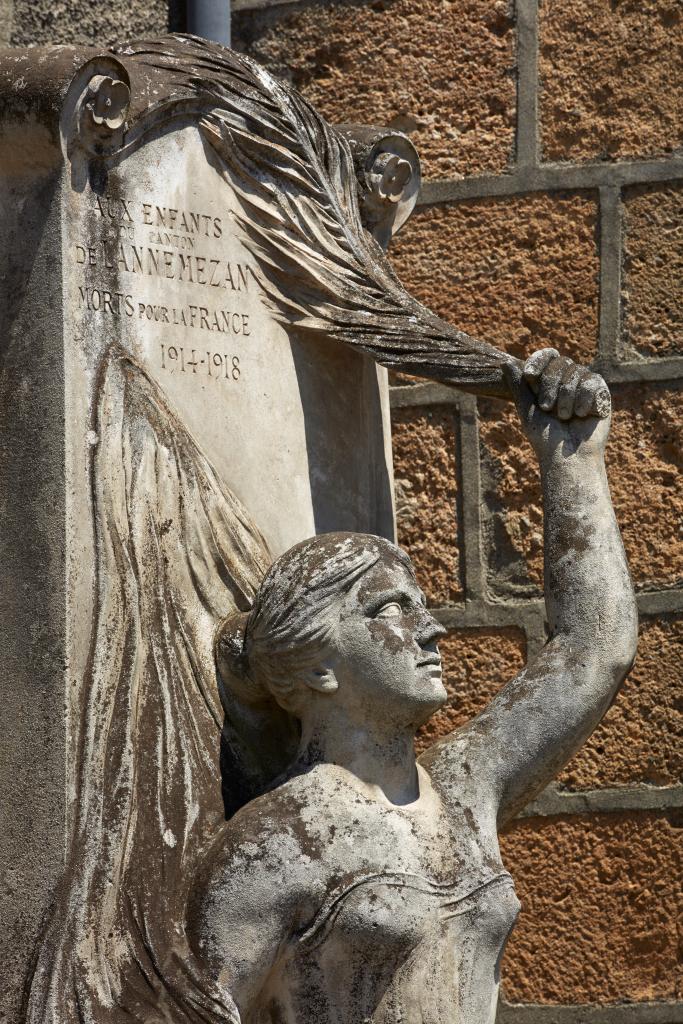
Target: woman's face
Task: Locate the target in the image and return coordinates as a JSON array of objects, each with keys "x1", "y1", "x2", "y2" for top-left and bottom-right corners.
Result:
[{"x1": 323, "y1": 548, "x2": 447, "y2": 729}]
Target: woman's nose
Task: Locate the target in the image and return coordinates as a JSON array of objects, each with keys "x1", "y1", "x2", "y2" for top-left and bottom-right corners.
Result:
[{"x1": 417, "y1": 611, "x2": 446, "y2": 648}]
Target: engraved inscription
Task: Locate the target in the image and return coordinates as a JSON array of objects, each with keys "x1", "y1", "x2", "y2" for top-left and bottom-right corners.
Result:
[
  {"x1": 141, "y1": 202, "x2": 223, "y2": 237},
  {"x1": 78, "y1": 287, "x2": 251, "y2": 336},
  {"x1": 160, "y1": 345, "x2": 241, "y2": 381},
  {"x1": 75, "y1": 244, "x2": 252, "y2": 291},
  {"x1": 76, "y1": 192, "x2": 264, "y2": 383}
]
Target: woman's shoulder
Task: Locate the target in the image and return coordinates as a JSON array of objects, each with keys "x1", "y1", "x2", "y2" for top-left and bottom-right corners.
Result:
[
  {"x1": 419, "y1": 730, "x2": 499, "y2": 823},
  {"x1": 239, "y1": 763, "x2": 348, "y2": 831},
  {"x1": 195, "y1": 769, "x2": 340, "y2": 901},
  {"x1": 418, "y1": 725, "x2": 471, "y2": 783},
  {"x1": 187, "y1": 780, "x2": 328, "y2": 950}
]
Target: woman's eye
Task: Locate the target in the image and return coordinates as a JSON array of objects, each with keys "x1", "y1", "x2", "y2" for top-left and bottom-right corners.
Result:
[{"x1": 375, "y1": 602, "x2": 403, "y2": 619}]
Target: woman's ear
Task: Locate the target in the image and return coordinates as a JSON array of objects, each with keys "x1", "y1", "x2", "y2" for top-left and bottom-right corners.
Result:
[{"x1": 302, "y1": 668, "x2": 338, "y2": 694}]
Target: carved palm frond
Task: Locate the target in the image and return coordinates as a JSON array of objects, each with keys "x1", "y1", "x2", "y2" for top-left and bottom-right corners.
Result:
[{"x1": 114, "y1": 34, "x2": 513, "y2": 396}]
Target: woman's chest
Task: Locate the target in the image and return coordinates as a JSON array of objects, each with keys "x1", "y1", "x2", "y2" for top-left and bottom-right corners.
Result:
[
  {"x1": 314, "y1": 795, "x2": 502, "y2": 885},
  {"x1": 268, "y1": 873, "x2": 520, "y2": 1024},
  {"x1": 293, "y1": 798, "x2": 515, "y2": 959},
  {"x1": 302, "y1": 870, "x2": 520, "y2": 954}
]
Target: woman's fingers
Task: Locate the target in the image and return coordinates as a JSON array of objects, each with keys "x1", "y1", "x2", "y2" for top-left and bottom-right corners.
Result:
[
  {"x1": 575, "y1": 374, "x2": 611, "y2": 418},
  {"x1": 574, "y1": 377, "x2": 596, "y2": 418},
  {"x1": 556, "y1": 364, "x2": 587, "y2": 420},
  {"x1": 520, "y1": 349, "x2": 612, "y2": 420},
  {"x1": 523, "y1": 348, "x2": 559, "y2": 388},
  {"x1": 536, "y1": 356, "x2": 572, "y2": 411}
]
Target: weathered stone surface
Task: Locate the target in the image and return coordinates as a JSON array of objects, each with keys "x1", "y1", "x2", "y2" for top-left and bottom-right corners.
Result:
[
  {"x1": 0, "y1": 44, "x2": 396, "y2": 1023},
  {"x1": 391, "y1": 405, "x2": 461, "y2": 604},
  {"x1": 539, "y1": 0, "x2": 683, "y2": 162},
  {"x1": 478, "y1": 382, "x2": 683, "y2": 595},
  {"x1": 9, "y1": 0, "x2": 182, "y2": 45},
  {"x1": 416, "y1": 627, "x2": 527, "y2": 754},
  {"x1": 500, "y1": 812, "x2": 683, "y2": 1003},
  {"x1": 477, "y1": 397, "x2": 544, "y2": 598},
  {"x1": 623, "y1": 183, "x2": 683, "y2": 358},
  {"x1": 560, "y1": 616, "x2": 683, "y2": 789},
  {"x1": 233, "y1": 0, "x2": 516, "y2": 179},
  {"x1": 390, "y1": 193, "x2": 599, "y2": 364},
  {"x1": 0, "y1": 0, "x2": 11, "y2": 47},
  {"x1": 608, "y1": 383, "x2": 683, "y2": 591}
]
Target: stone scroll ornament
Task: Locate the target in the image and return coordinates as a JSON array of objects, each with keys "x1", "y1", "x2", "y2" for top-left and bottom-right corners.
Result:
[{"x1": 25, "y1": 35, "x2": 629, "y2": 1024}]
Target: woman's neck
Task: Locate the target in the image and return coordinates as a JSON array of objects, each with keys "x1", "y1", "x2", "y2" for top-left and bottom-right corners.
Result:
[{"x1": 296, "y1": 710, "x2": 419, "y2": 806}]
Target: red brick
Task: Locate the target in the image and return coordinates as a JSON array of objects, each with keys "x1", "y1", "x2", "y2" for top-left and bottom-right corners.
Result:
[
  {"x1": 560, "y1": 616, "x2": 683, "y2": 789},
  {"x1": 623, "y1": 183, "x2": 683, "y2": 358},
  {"x1": 477, "y1": 397, "x2": 544, "y2": 597},
  {"x1": 539, "y1": 0, "x2": 683, "y2": 162},
  {"x1": 233, "y1": 0, "x2": 516, "y2": 179},
  {"x1": 391, "y1": 406, "x2": 461, "y2": 605},
  {"x1": 500, "y1": 813, "x2": 683, "y2": 1003},
  {"x1": 390, "y1": 192, "x2": 599, "y2": 365},
  {"x1": 478, "y1": 382, "x2": 683, "y2": 596},
  {"x1": 608, "y1": 383, "x2": 683, "y2": 591}
]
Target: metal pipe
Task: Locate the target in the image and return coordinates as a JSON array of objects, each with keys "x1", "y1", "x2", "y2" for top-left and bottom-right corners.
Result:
[{"x1": 186, "y1": 0, "x2": 231, "y2": 47}]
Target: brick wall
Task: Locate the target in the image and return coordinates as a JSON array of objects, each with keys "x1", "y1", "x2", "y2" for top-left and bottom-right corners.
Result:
[
  {"x1": 0, "y1": 0, "x2": 184, "y2": 48},
  {"x1": 2, "y1": 0, "x2": 680, "y2": 1017},
  {"x1": 233, "y1": 0, "x2": 683, "y2": 1019}
]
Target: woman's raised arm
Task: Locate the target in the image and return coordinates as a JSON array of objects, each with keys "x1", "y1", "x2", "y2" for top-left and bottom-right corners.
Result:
[{"x1": 422, "y1": 350, "x2": 638, "y2": 826}]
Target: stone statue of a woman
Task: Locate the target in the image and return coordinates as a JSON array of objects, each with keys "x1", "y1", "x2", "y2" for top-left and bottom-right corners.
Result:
[
  {"x1": 25, "y1": 341, "x2": 637, "y2": 1024},
  {"x1": 25, "y1": 337, "x2": 637, "y2": 1024},
  {"x1": 186, "y1": 350, "x2": 635, "y2": 1024}
]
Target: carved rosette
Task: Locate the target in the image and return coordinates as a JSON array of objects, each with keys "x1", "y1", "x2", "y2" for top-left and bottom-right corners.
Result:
[
  {"x1": 336, "y1": 125, "x2": 422, "y2": 249},
  {"x1": 63, "y1": 56, "x2": 131, "y2": 157},
  {"x1": 86, "y1": 74, "x2": 130, "y2": 131}
]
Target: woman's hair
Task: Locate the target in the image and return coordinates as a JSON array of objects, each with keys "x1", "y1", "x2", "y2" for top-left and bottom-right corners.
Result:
[
  {"x1": 215, "y1": 531, "x2": 412, "y2": 815},
  {"x1": 217, "y1": 531, "x2": 412, "y2": 707}
]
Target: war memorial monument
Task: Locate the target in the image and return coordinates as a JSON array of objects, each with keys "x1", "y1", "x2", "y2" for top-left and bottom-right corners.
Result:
[{"x1": 0, "y1": 34, "x2": 637, "y2": 1024}]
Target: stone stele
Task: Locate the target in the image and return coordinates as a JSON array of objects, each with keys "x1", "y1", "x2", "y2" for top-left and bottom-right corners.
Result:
[{"x1": 0, "y1": 39, "x2": 403, "y2": 1022}]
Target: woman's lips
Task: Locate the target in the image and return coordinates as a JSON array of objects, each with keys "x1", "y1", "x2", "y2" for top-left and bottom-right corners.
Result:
[{"x1": 417, "y1": 653, "x2": 441, "y2": 668}]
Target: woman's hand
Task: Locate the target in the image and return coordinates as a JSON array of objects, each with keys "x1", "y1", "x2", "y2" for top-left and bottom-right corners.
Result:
[
  {"x1": 504, "y1": 348, "x2": 611, "y2": 461},
  {"x1": 521, "y1": 348, "x2": 610, "y2": 419}
]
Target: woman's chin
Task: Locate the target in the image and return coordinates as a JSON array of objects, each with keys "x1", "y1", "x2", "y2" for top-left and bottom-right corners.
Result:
[{"x1": 412, "y1": 676, "x2": 448, "y2": 721}]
